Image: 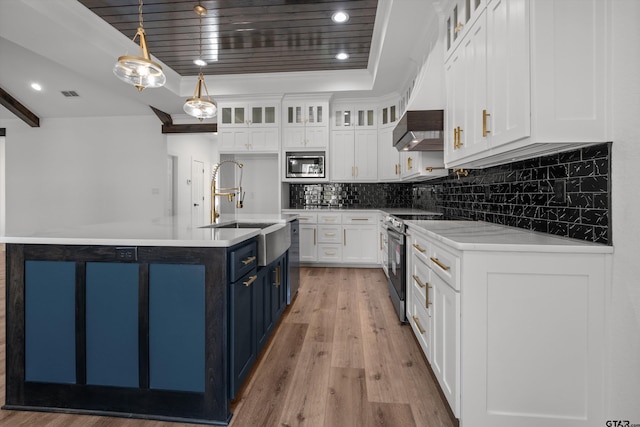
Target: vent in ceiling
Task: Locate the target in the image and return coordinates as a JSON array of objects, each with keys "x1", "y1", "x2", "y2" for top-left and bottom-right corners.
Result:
[{"x1": 61, "y1": 90, "x2": 79, "y2": 97}]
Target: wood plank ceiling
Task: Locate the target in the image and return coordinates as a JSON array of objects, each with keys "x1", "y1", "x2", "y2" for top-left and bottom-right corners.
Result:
[{"x1": 77, "y1": 0, "x2": 378, "y2": 76}]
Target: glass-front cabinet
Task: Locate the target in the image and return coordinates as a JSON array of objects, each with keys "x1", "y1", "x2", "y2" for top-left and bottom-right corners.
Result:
[
  {"x1": 283, "y1": 102, "x2": 327, "y2": 127},
  {"x1": 445, "y1": 0, "x2": 486, "y2": 58},
  {"x1": 219, "y1": 101, "x2": 279, "y2": 127}
]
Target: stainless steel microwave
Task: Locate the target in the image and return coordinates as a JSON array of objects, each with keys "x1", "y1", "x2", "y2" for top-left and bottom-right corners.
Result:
[{"x1": 286, "y1": 152, "x2": 325, "y2": 178}]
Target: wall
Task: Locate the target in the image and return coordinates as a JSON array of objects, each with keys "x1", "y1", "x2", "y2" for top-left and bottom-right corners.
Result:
[
  {"x1": 608, "y1": 0, "x2": 640, "y2": 421},
  {"x1": 414, "y1": 143, "x2": 611, "y2": 244},
  {"x1": 0, "y1": 135, "x2": 5, "y2": 235},
  {"x1": 219, "y1": 154, "x2": 280, "y2": 215},
  {"x1": 0, "y1": 116, "x2": 168, "y2": 235},
  {"x1": 166, "y1": 132, "x2": 218, "y2": 223}
]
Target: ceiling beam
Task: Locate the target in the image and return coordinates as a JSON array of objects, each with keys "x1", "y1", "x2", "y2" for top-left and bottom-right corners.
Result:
[
  {"x1": 0, "y1": 87, "x2": 40, "y2": 128},
  {"x1": 149, "y1": 106, "x2": 217, "y2": 134}
]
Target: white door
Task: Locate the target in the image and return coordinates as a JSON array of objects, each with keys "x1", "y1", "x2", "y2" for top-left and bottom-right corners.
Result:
[
  {"x1": 166, "y1": 156, "x2": 176, "y2": 216},
  {"x1": 191, "y1": 160, "x2": 205, "y2": 226}
]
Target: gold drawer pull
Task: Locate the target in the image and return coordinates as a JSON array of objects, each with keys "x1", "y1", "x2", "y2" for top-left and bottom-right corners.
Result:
[
  {"x1": 241, "y1": 255, "x2": 256, "y2": 265},
  {"x1": 412, "y1": 274, "x2": 425, "y2": 288},
  {"x1": 412, "y1": 243, "x2": 426, "y2": 253},
  {"x1": 243, "y1": 275, "x2": 257, "y2": 287},
  {"x1": 412, "y1": 316, "x2": 426, "y2": 334},
  {"x1": 351, "y1": 218, "x2": 370, "y2": 221},
  {"x1": 430, "y1": 257, "x2": 450, "y2": 271},
  {"x1": 324, "y1": 251, "x2": 336, "y2": 255},
  {"x1": 426, "y1": 283, "x2": 432, "y2": 308},
  {"x1": 325, "y1": 232, "x2": 336, "y2": 236},
  {"x1": 482, "y1": 109, "x2": 491, "y2": 137},
  {"x1": 323, "y1": 217, "x2": 337, "y2": 222},
  {"x1": 274, "y1": 266, "x2": 281, "y2": 288}
]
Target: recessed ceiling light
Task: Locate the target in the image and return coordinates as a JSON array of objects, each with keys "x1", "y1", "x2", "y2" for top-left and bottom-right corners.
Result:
[
  {"x1": 332, "y1": 11, "x2": 349, "y2": 23},
  {"x1": 194, "y1": 58, "x2": 207, "y2": 66},
  {"x1": 335, "y1": 52, "x2": 349, "y2": 60},
  {"x1": 30, "y1": 82, "x2": 42, "y2": 91}
]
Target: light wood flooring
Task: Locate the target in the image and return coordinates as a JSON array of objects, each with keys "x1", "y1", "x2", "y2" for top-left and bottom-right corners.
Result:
[{"x1": 0, "y1": 248, "x2": 454, "y2": 427}]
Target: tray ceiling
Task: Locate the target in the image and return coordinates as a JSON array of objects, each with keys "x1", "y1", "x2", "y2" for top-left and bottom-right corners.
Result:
[{"x1": 77, "y1": 0, "x2": 378, "y2": 76}]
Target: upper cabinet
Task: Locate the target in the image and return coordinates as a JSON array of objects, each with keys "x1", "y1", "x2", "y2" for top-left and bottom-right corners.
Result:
[
  {"x1": 332, "y1": 103, "x2": 377, "y2": 129},
  {"x1": 218, "y1": 99, "x2": 281, "y2": 153},
  {"x1": 445, "y1": 0, "x2": 487, "y2": 58},
  {"x1": 444, "y1": 0, "x2": 610, "y2": 168},
  {"x1": 282, "y1": 97, "x2": 330, "y2": 149}
]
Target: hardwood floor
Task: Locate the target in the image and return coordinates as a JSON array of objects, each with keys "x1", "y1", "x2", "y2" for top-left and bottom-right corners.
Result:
[{"x1": 0, "y1": 249, "x2": 453, "y2": 427}]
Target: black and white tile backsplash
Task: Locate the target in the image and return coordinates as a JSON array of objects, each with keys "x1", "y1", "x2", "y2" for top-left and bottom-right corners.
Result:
[{"x1": 289, "y1": 143, "x2": 611, "y2": 244}]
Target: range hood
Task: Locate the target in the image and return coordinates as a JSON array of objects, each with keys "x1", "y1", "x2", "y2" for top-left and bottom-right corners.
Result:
[{"x1": 393, "y1": 110, "x2": 444, "y2": 151}]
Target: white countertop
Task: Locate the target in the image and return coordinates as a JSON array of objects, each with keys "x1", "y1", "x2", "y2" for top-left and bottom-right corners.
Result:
[
  {"x1": 0, "y1": 214, "x2": 297, "y2": 247},
  {"x1": 283, "y1": 207, "x2": 442, "y2": 216},
  {"x1": 407, "y1": 220, "x2": 613, "y2": 253}
]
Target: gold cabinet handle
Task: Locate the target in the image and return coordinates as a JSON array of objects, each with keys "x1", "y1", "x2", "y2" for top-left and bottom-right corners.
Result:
[
  {"x1": 454, "y1": 22, "x2": 464, "y2": 34},
  {"x1": 351, "y1": 218, "x2": 370, "y2": 221},
  {"x1": 483, "y1": 109, "x2": 491, "y2": 137},
  {"x1": 453, "y1": 127, "x2": 458, "y2": 150},
  {"x1": 412, "y1": 274, "x2": 425, "y2": 288},
  {"x1": 241, "y1": 255, "x2": 256, "y2": 265},
  {"x1": 323, "y1": 217, "x2": 337, "y2": 222},
  {"x1": 380, "y1": 232, "x2": 383, "y2": 250},
  {"x1": 324, "y1": 251, "x2": 336, "y2": 255},
  {"x1": 412, "y1": 316, "x2": 426, "y2": 334},
  {"x1": 412, "y1": 243, "x2": 426, "y2": 253},
  {"x1": 352, "y1": 166, "x2": 355, "y2": 177},
  {"x1": 343, "y1": 229, "x2": 347, "y2": 245},
  {"x1": 426, "y1": 283, "x2": 432, "y2": 308},
  {"x1": 325, "y1": 232, "x2": 336, "y2": 236},
  {"x1": 355, "y1": 166, "x2": 358, "y2": 177},
  {"x1": 430, "y1": 257, "x2": 450, "y2": 271},
  {"x1": 407, "y1": 157, "x2": 413, "y2": 170},
  {"x1": 313, "y1": 228, "x2": 317, "y2": 245},
  {"x1": 243, "y1": 275, "x2": 257, "y2": 287},
  {"x1": 274, "y1": 266, "x2": 281, "y2": 288}
]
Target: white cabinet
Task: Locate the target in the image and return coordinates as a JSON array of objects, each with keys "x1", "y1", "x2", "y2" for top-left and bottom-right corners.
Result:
[
  {"x1": 296, "y1": 213, "x2": 318, "y2": 262},
  {"x1": 377, "y1": 127, "x2": 402, "y2": 181},
  {"x1": 331, "y1": 130, "x2": 377, "y2": 182},
  {"x1": 282, "y1": 98, "x2": 330, "y2": 149},
  {"x1": 332, "y1": 104, "x2": 376, "y2": 129},
  {"x1": 218, "y1": 99, "x2": 280, "y2": 153},
  {"x1": 445, "y1": 0, "x2": 487, "y2": 58},
  {"x1": 444, "y1": 0, "x2": 610, "y2": 168},
  {"x1": 342, "y1": 213, "x2": 378, "y2": 264},
  {"x1": 400, "y1": 151, "x2": 449, "y2": 181},
  {"x1": 406, "y1": 222, "x2": 611, "y2": 427},
  {"x1": 283, "y1": 210, "x2": 379, "y2": 265}
]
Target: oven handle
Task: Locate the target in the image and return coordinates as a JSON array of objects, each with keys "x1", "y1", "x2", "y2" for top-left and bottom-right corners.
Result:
[{"x1": 386, "y1": 227, "x2": 407, "y2": 240}]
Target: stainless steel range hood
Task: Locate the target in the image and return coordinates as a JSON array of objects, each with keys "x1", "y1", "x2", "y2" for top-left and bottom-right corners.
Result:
[{"x1": 393, "y1": 110, "x2": 444, "y2": 151}]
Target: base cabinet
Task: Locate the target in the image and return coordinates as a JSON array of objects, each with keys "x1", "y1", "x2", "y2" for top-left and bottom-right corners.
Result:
[{"x1": 406, "y1": 223, "x2": 611, "y2": 427}]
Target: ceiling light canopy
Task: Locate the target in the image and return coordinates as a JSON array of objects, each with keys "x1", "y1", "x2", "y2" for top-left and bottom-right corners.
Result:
[
  {"x1": 332, "y1": 11, "x2": 349, "y2": 23},
  {"x1": 113, "y1": 0, "x2": 166, "y2": 92},
  {"x1": 30, "y1": 83, "x2": 42, "y2": 91},
  {"x1": 336, "y1": 52, "x2": 349, "y2": 60},
  {"x1": 184, "y1": 72, "x2": 217, "y2": 121}
]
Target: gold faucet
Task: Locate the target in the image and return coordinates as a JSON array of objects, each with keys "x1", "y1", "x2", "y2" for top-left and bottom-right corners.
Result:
[{"x1": 211, "y1": 160, "x2": 244, "y2": 223}]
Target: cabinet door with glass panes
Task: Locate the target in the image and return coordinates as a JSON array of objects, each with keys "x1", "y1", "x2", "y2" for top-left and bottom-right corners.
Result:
[
  {"x1": 379, "y1": 102, "x2": 399, "y2": 129},
  {"x1": 283, "y1": 101, "x2": 328, "y2": 128},
  {"x1": 445, "y1": 0, "x2": 486, "y2": 59},
  {"x1": 219, "y1": 101, "x2": 279, "y2": 128}
]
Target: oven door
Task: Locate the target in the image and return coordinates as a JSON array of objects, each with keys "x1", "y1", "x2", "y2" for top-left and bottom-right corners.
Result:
[{"x1": 387, "y1": 227, "x2": 406, "y2": 322}]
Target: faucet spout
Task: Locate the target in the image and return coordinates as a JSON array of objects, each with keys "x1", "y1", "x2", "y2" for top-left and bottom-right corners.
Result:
[{"x1": 211, "y1": 160, "x2": 244, "y2": 223}]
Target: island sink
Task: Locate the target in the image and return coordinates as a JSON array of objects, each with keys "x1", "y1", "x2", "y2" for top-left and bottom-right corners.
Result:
[{"x1": 205, "y1": 221, "x2": 291, "y2": 266}]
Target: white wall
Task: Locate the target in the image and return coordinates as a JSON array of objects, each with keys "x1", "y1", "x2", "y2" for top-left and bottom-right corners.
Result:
[
  {"x1": 0, "y1": 135, "x2": 5, "y2": 236},
  {"x1": 166, "y1": 132, "x2": 219, "y2": 223},
  {"x1": 608, "y1": 0, "x2": 640, "y2": 421},
  {"x1": 0, "y1": 115, "x2": 168, "y2": 234}
]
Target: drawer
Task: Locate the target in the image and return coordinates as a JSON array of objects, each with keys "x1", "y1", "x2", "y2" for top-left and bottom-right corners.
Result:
[
  {"x1": 317, "y1": 213, "x2": 341, "y2": 224},
  {"x1": 295, "y1": 213, "x2": 317, "y2": 223},
  {"x1": 409, "y1": 231, "x2": 431, "y2": 264},
  {"x1": 410, "y1": 255, "x2": 432, "y2": 309},
  {"x1": 317, "y1": 244, "x2": 342, "y2": 262},
  {"x1": 342, "y1": 212, "x2": 377, "y2": 224},
  {"x1": 229, "y1": 240, "x2": 258, "y2": 282},
  {"x1": 408, "y1": 295, "x2": 431, "y2": 360},
  {"x1": 429, "y1": 240, "x2": 460, "y2": 290},
  {"x1": 317, "y1": 225, "x2": 342, "y2": 244}
]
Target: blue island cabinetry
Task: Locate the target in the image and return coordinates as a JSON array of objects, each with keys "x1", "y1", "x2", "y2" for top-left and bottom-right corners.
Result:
[{"x1": 4, "y1": 238, "x2": 286, "y2": 425}]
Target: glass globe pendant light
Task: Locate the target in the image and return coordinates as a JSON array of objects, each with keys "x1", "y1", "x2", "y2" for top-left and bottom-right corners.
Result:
[
  {"x1": 184, "y1": 72, "x2": 217, "y2": 121},
  {"x1": 184, "y1": 3, "x2": 216, "y2": 121},
  {"x1": 113, "y1": 0, "x2": 166, "y2": 91}
]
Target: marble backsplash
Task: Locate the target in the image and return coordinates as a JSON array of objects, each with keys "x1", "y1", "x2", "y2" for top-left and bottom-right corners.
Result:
[{"x1": 288, "y1": 142, "x2": 611, "y2": 244}]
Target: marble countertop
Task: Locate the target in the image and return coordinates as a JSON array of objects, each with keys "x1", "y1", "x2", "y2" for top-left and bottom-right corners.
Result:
[
  {"x1": 406, "y1": 220, "x2": 613, "y2": 253},
  {"x1": 1, "y1": 214, "x2": 297, "y2": 247},
  {"x1": 283, "y1": 207, "x2": 442, "y2": 216}
]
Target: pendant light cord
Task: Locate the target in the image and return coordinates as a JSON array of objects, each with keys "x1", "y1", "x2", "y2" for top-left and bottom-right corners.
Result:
[
  {"x1": 138, "y1": 0, "x2": 144, "y2": 28},
  {"x1": 198, "y1": 1, "x2": 203, "y2": 71}
]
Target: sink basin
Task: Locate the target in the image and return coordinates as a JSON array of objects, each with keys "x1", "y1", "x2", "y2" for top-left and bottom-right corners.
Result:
[{"x1": 206, "y1": 221, "x2": 291, "y2": 266}]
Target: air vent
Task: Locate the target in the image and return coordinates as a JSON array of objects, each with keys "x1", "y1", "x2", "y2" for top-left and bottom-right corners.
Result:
[{"x1": 61, "y1": 90, "x2": 79, "y2": 97}]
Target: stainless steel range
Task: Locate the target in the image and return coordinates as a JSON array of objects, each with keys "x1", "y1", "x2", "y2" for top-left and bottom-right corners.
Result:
[{"x1": 383, "y1": 213, "x2": 443, "y2": 322}]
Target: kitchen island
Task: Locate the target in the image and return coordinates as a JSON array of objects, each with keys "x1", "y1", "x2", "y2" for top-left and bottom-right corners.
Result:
[{"x1": 1, "y1": 214, "x2": 296, "y2": 425}]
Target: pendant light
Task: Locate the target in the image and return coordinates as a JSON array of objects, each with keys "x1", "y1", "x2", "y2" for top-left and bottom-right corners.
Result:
[
  {"x1": 184, "y1": 3, "x2": 217, "y2": 121},
  {"x1": 113, "y1": 0, "x2": 166, "y2": 91}
]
